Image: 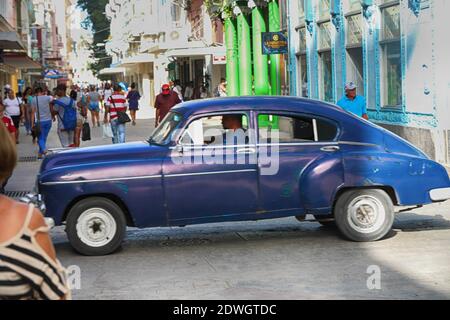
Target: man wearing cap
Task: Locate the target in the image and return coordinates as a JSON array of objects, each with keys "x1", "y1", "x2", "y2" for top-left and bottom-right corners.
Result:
[
  {"x1": 337, "y1": 82, "x2": 368, "y2": 120},
  {"x1": 154, "y1": 84, "x2": 182, "y2": 126}
]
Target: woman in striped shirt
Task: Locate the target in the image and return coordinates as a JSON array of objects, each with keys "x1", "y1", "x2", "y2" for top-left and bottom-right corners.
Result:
[
  {"x1": 0, "y1": 122, "x2": 70, "y2": 300},
  {"x1": 104, "y1": 84, "x2": 128, "y2": 144}
]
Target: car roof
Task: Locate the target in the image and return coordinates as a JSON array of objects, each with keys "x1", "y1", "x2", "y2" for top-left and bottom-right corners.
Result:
[{"x1": 172, "y1": 96, "x2": 345, "y2": 118}]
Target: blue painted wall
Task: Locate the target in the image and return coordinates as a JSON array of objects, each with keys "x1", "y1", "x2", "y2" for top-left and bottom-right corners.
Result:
[{"x1": 288, "y1": 0, "x2": 447, "y2": 131}]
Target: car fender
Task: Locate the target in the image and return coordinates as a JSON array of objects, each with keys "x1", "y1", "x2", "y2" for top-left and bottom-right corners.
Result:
[
  {"x1": 299, "y1": 152, "x2": 345, "y2": 212},
  {"x1": 39, "y1": 159, "x2": 166, "y2": 227},
  {"x1": 342, "y1": 152, "x2": 450, "y2": 206}
]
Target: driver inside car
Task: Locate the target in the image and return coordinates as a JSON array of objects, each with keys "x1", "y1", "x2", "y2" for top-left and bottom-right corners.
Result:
[{"x1": 207, "y1": 114, "x2": 249, "y2": 146}]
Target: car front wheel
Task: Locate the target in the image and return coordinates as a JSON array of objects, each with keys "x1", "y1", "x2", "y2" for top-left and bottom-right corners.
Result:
[
  {"x1": 334, "y1": 189, "x2": 394, "y2": 242},
  {"x1": 66, "y1": 197, "x2": 126, "y2": 256}
]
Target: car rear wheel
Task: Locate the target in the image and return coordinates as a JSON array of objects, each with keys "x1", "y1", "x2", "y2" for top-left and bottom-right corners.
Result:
[
  {"x1": 66, "y1": 197, "x2": 126, "y2": 256},
  {"x1": 334, "y1": 189, "x2": 394, "y2": 242}
]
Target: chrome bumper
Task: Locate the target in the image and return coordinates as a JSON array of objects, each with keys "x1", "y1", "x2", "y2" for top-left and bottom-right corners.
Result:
[
  {"x1": 19, "y1": 193, "x2": 54, "y2": 229},
  {"x1": 430, "y1": 187, "x2": 450, "y2": 202},
  {"x1": 44, "y1": 217, "x2": 55, "y2": 229}
]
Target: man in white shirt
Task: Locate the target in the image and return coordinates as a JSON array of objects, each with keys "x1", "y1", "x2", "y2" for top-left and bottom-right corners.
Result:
[
  {"x1": 184, "y1": 81, "x2": 194, "y2": 101},
  {"x1": 171, "y1": 80, "x2": 183, "y2": 102},
  {"x1": 3, "y1": 90, "x2": 23, "y2": 144}
]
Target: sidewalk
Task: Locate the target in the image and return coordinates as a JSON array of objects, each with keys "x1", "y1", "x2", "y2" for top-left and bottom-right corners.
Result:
[{"x1": 5, "y1": 116, "x2": 155, "y2": 194}]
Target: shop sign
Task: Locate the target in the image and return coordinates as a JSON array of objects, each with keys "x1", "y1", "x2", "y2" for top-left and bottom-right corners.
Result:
[{"x1": 262, "y1": 32, "x2": 288, "y2": 55}]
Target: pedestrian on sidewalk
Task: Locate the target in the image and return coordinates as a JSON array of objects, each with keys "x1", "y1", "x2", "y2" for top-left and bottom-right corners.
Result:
[
  {"x1": 104, "y1": 84, "x2": 128, "y2": 144},
  {"x1": 71, "y1": 89, "x2": 86, "y2": 148},
  {"x1": 0, "y1": 104, "x2": 16, "y2": 141},
  {"x1": 31, "y1": 87, "x2": 54, "y2": 159},
  {"x1": 22, "y1": 87, "x2": 34, "y2": 136},
  {"x1": 87, "y1": 85, "x2": 101, "y2": 127},
  {"x1": 51, "y1": 84, "x2": 77, "y2": 148},
  {"x1": 0, "y1": 104, "x2": 16, "y2": 194},
  {"x1": 102, "y1": 82, "x2": 113, "y2": 113},
  {"x1": 3, "y1": 84, "x2": 11, "y2": 100},
  {"x1": 200, "y1": 85, "x2": 209, "y2": 99},
  {"x1": 215, "y1": 78, "x2": 227, "y2": 97},
  {"x1": 171, "y1": 80, "x2": 183, "y2": 102},
  {"x1": 3, "y1": 90, "x2": 24, "y2": 144},
  {"x1": 183, "y1": 81, "x2": 194, "y2": 101},
  {"x1": 154, "y1": 84, "x2": 182, "y2": 126},
  {"x1": 337, "y1": 82, "x2": 368, "y2": 120},
  {"x1": 126, "y1": 82, "x2": 141, "y2": 126},
  {"x1": 0, "y1": 122, "x2": 71, "y2": 300}
]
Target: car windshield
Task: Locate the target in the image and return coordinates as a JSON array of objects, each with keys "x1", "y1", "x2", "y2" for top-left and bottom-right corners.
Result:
[{"x1": 148, "y1": 112, "x2": 183, "y2": 145}]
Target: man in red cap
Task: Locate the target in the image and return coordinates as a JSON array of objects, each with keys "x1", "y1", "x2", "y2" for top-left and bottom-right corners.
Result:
[{"x1": 154, "y1": 83, "x2": 182, "y2": 126}]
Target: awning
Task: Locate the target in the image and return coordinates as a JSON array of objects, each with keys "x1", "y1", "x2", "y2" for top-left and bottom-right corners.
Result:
[
  {"x1": 0, "y1": 32, "x2": 26, "y2": 50},
  {"x1": 118, "y1": 54, "x2": 154, "y2": 67},
  {"x1": 3, "y1": 55, "x2": 41, "y2": 69},
  {"x1": 166, "y1": 46, "x2": 226, "y2": 58},
  {"x1": 99, "y1": 67, "x2": 126, "y2": 75}
]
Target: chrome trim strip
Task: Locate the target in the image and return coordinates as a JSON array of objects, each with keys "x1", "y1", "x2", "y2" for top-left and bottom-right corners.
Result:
[
  {"x1": 42, "y1": 175, "x2": 162, "y2": 186},
  {"x1": 257, "y1": 141, "x2": 377, "y2": 147},
  {"x1": 312, "y1": 119, "x2": 318, "y2": 142},
  {"x1": 170, "y1": 144, "x2": 256, "y2": 150},
  {"x1": 338, "y1": 141, "x2": 378, "y2": 147},
  {"x1": 165, "y1": 169, "x2": 257, "y2": 178},
  {"x1": 237, "y1": 148, "x2": 256, "y2": 154},
  {"x1": 257, "y1": 142, "x2": 338, "y2": 147},
  {"x1": 169, "y1": 141, "x2": 376, "y2": 149}
]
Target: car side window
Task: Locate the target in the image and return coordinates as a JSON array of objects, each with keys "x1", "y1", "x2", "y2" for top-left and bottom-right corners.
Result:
[
  {"x1": 180, "y1": 113, "x2": 249, "y2": 146},
  {"x1": 258, "y1": 114, "x2": 337, "y2": 143}
]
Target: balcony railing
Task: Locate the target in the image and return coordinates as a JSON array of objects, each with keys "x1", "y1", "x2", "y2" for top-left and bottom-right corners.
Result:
[{"x1": 190, "y1": 14, "x2": 204, "y2": 41}]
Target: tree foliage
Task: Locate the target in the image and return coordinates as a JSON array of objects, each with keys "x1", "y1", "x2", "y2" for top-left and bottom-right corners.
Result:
[
  {"x1": 204, "y1": 0, "x2": 234, "y2": 20},
  {"x1": 77, "y1": 0, "x2": 111, "y2": 76}
]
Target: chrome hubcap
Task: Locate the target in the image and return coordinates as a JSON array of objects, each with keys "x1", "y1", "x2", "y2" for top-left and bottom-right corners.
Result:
[
  {"x1": 347, "y1": 196, "x2": 386, "y2": 234},
  {"x1": 76, "y1": 208, "x2": 117, "y2": 247}
]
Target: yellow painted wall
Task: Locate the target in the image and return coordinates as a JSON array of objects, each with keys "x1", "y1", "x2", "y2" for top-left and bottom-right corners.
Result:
[{"x1": 10, "y1": 72, "x2": 18, "y2": 93}]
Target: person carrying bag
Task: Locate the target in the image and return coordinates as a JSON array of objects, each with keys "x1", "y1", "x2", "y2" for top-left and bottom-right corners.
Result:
[
  {"x1": 32, "y1": 96, "x2": 41, "y2": 140},
  {"x1": 104, "y1": 85, "x2": 129, "y2": 144},
  {"x1": 109, "y1": 96, "x2": 131, "y2": 124},
  {"x1": 31, "y1": 88, "x2": 53, "y2": 159}
]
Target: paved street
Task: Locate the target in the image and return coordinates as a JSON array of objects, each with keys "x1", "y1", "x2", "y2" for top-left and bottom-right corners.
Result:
[{"x1": 6, "y1": 118, "x2": 450, "y2": 300}]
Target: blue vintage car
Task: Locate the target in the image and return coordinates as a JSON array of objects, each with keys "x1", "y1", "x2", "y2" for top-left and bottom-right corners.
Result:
[{"x1": 33, "y1": 97, "x2": 450, "y2": 255}]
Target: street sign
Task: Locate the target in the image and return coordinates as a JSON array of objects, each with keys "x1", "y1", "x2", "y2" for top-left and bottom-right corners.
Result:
[
  {"x1": 262, "y1": 32, "x2": 288, "y2": 55},
  {"x1": 43, "y1": 69, "x2": 63, "y2": 79},
  {"x1": 213, "y1": 55, "x2": 226, "y2": 65}
]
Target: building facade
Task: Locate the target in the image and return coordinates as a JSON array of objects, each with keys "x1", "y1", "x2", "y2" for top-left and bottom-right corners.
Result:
[
  {"x1": 288, "y1": 0, "x2": 450, "y2": 164},
  {"x1": 0, "y1": 0, "x2": 40, "y2": 93},
  {"x1": 103, "y1": 0, "x2": 226, "y2": 117}
]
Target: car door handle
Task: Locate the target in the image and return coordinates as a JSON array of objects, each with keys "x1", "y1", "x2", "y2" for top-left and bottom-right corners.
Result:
[
  {"x1": 320, "y1": 146, "x2": 340, "y2": 152},
  {"x1": 237, "y1": 148, "x2": 256, "y2": 154}
]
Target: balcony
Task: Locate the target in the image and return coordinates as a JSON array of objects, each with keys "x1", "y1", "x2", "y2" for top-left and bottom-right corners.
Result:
[{"x1": 0, "y1": 0, "x2": 16, "y2": 30}]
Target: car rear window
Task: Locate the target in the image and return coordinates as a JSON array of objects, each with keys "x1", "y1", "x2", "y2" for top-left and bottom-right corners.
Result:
[{"x1": 258, "y1": 114, "x2": 338, "y2": 143}]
